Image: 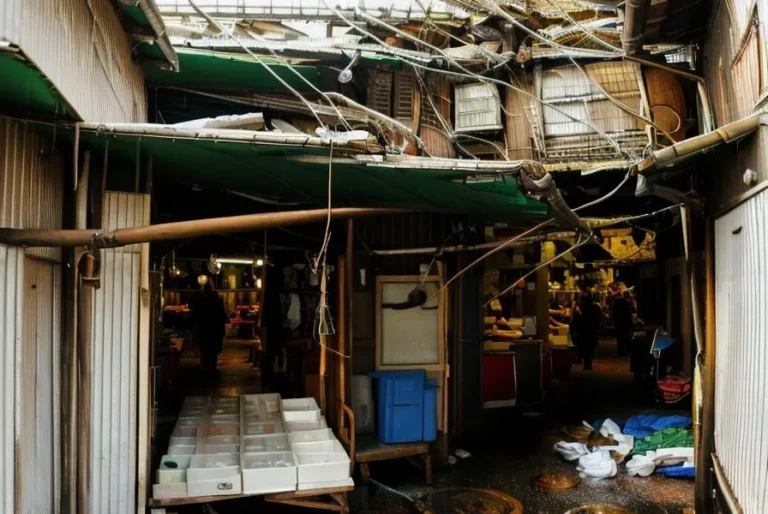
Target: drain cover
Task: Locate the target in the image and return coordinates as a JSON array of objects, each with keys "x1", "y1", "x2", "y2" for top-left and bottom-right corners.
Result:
[
  {"x1": 563, "y1": 505, "x2": 635, "y2": 514},
  {"x1": 418, "y1": 487, "x2": 523, "y2": 514},
  {"x1": 533, "y1": 472, "x2": 581, "y2": 490}
]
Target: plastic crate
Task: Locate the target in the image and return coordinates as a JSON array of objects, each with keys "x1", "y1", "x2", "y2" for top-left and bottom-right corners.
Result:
[
  {"x1": 369, "y1": 370, "x2": 425, "y2": 443},
  {"x1": 241, "y1": 452, "x2": 297, "y2": 494},
  {"x1": 423, "y1": 378, "x2": 438, "y2": 442}
]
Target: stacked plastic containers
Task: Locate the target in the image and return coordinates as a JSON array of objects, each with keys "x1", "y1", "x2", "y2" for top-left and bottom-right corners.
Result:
[
  {"x1": 153, "y1": 396, "x2": 243, "y2": 499},
  {"x1": 368, "y1": 370, "x2": 438, "y2": 444},
  {"x1": 240, "y1": 393, "x2": 295, "y2": 494},
  {"x1": 153, "y1": 394, "x2": 353, "y2": 500},
  {"x1": 281, "y1": 397, "x2": 353, "y2": 491}
]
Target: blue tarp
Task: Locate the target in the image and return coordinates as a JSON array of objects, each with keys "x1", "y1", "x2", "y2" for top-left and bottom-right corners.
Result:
[
  {"x1": 594, "y1": 415, "x2": 692, "y2": 438},
  {"x1": 657, "y1": 464, "x2": 695, "y2": 478}
]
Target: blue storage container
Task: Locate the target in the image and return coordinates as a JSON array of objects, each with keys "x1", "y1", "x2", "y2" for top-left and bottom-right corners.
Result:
[
  {"x1": 423, "y1": 378, "x2": 438, "y2": 442},
  {"x1": 369, "y1": 370, "x2": 425, "y2": 443}
]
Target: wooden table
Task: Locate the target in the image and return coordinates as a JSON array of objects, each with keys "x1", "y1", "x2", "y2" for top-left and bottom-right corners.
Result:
[
  {"x1": 149, "y1": 485, "x2": 352, "y2": 512},
  {"x1": 355, "y1": 434, "x2": 432, "y2": 485}
]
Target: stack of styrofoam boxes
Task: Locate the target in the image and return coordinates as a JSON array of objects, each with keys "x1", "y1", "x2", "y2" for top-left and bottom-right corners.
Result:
[
  {"x1": 240, "y1": 393, "x2": 298, "y2": 494},
  {"x1": 186, "y1": 396, "x2": 243, "y2": 497},
  {"x1": 283, "y1": 398, "x2": 353, "y2": 491},
  {"x1": 153, "y1": 396, "x2": 206, "y2": 499}
]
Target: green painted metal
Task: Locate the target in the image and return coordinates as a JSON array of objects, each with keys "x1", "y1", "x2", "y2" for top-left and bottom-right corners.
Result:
[
  {"x1": 73, "y1": 129, "x2": 547, "y2": 218},
  {"x1": 0, "y1": 52, "x2": 79, "y2": 120},
  {"x1": 142, "y1": 46, "x2": 333, "y2": 92}
]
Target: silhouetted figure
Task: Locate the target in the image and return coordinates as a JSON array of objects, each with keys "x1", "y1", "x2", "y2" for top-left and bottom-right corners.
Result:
[
  {"x1": 612, "y1": 291, "x2": 634, "y2": 357},
  {"x1": 190, "y1": 281, "x2": 229, "y2": 377},
  {"x1": 575, "y1": 293, "x2": 601, "y2": 370}
]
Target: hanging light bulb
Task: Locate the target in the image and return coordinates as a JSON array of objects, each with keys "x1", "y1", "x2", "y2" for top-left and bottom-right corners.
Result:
[{"x1": 256, "y1": 278, "x2": 263, "y2": 289}]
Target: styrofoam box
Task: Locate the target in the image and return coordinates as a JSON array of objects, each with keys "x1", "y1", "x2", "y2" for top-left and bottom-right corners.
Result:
[
  {"x1": 243, "y1": 421, "x2": 284, "y2": 436},
  {"x1": 282, "y1": 409, "x2": 321, "y2": 423},
  {"x1": 242, "y1": 434, "x2": 290, "y2": 453},
  {"x1": 288, "y1": 428, "x2": 334, "y2": 445},
  {"x1": 169, "y1": 436, "x2": 196, "y2": 446},
  {"x1": 157, "y1": 455, "x2": 191, "y2": 484},
  {"x1": 153, "y1": 482, "x2": 188, "y2": 499},
  {"x1": 187, "y1": 453, "x2": 241, "y2": 482},
  {"x1": 206, "y1": 435, "x2": 239, "y2": 445},
  {"x1": 291, "y1": 438, "x2": 345, "y2": 455},
  {"x1": 210, "y1": 405, "x2": 239, "y2": 416},
  {"x1": 210, "y1": 414, "x2": 239, "y2": 425},
  {"x1": 206, "y1": 424, "x2": 239, "y2": 437},
  {"x1": 281, "y1": 398, "x2": 319, "y2": 412},
  {"x1": 167, "y1": 445, "x2": 196, "y2": 456},
  {"x1": 187, "y1": 476, "x2": 242, "y2": 497},
  {"x1": 172, "y1": 426, "x2": 198, "y2": 438},
  {"x1": 297, "y1": 477, "x2": 354, "y2": 491},
  {"x1": 285, "y1": 417, "x2": 327, "y2": 433},
  {"x1": 177, "y1": 417, "x2": 201, "y2": 427},
  {"x1": 296, "y1": 452, "x2": 351, "y2": 484},
  {"x1": 244, "y1": 411, "x2": 282, "y2": 423},
  {"x1": 201, "y1": 443, "x2": 240, "y2": 454},
  {"x1": 241, "y1": 452, "x2": 297, "y2": 495}
]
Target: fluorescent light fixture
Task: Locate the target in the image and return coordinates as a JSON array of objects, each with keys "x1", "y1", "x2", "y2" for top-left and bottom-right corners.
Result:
[{"x1": 216, "y1": 257, "x2": 254, "y2": 265}]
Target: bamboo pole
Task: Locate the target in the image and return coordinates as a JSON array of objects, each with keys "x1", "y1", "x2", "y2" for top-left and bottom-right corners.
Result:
[
  {"x1": 336, "y1": 255, "x2": 347, "y2": 432},
  {"x1": 319, "y1": 265, "x2": 328, "y2": 414},
  {"x1": 0, "y1": 208, "x2": 403, "y2": 248},
  {"x1": 344, "y1": 219, "x2": 354, "y2": 415}
]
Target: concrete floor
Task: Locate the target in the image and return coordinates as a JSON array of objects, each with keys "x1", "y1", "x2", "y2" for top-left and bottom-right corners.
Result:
[{"x1": 163, "y1": 337, "x2": 694, "y2": 514}]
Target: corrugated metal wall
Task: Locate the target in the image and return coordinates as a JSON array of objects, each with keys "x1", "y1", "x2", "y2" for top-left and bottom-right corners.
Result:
[
  {"x1": 0, "y1": 0, "x2": 146, "y2": 123},
  {"x1": 0, "y1": 116, "x2": 65, "y2": 513},
  {"x1": 20, "y1": 258, "x2": 61, "y2": 514},
  {"x1": 0, "y1": 245, "x2": 24, "y2": 514},
  {"x1": 0, "y1": 117, "x2": 64, "y2": 262},
  {"x1": 91, "y1": 192, "x2": 150, "y2": 514},
  {"x1": 714, "y1": 188, "x2": 768, "y2": 514}
]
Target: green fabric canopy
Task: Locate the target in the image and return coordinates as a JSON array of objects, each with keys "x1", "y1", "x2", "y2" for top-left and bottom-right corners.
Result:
[
  {"x1": 0, "y1": 51, "x2": 79, "y2": 119},
  {"x1": 70, "y1": 125, "x2": 547, "y2": 219}
]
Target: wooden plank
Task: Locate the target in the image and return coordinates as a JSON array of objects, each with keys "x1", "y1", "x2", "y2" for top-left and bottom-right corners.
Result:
[
  {"x1": 336, "y1": 255, "x2": 347, "y2": 431},
  {"x1": 265, "y1": 486, "x2": 354, "y2": 500}
]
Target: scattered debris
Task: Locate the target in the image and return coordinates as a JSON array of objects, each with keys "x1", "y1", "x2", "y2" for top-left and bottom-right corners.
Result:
[{"x1": 455, "y1": 449, "x2": 472, "y2": 459}]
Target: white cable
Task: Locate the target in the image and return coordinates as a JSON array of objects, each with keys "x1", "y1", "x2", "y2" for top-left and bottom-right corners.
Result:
[
  {"x1": 484, "y1": 234, "x2": 589, "y2": 306},
  {"x1": 323, "y1": 1, "x2": 624, "y2": 155},
  {"x1": 188, "y1": 0, "x2": 327, "y2": 129}
]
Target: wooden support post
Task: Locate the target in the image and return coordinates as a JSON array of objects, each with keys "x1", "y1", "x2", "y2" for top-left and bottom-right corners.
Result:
[
  {"x1": 336, "y1": 255, "x2": 347, "y2": 432},
  {"x1": 319, "y1": 265, "x2": 328, "y2": 414}
]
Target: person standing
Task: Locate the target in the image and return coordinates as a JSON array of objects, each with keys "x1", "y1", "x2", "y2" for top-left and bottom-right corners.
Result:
[
  {"x1": 611, "y1": 291, "x2": 634, "y2": 357},
  {"x1": 575, "y1": 293, "x2": 601, "y2": 370},
  {"x1": 190, "y1": 280, "x2": 229, "y2": 378}
]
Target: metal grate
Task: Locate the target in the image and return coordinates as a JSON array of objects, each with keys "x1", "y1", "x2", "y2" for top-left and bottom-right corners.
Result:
[{"x1": 454, "y1": 83, "x2": 503, "y2": 133}]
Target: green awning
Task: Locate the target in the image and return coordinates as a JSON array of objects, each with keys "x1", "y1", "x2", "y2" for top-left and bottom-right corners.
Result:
[
  {"x1": 62, "y1": 123, "x2": 547, "y2": 219},
  {"x1": 0, "y1": 50, "x2": 79, "y2": 120},
  {"x1": 142, "y1": 46, "x2": 333, "y2": 92}
]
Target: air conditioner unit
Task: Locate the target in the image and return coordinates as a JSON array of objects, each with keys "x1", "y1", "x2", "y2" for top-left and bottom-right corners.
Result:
[{"x1": 454, "y1": 83, "x2": 503, "y2": 132}]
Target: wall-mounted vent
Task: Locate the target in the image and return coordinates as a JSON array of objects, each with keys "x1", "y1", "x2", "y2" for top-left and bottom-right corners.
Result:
[{"x1": 454, "y1": 83, "x2": 503, "y2": 132}]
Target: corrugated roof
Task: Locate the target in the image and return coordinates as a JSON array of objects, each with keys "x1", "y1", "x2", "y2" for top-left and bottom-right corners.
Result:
[{"x1": 57, "y1": 122, "x2": 547, "y2": 219}]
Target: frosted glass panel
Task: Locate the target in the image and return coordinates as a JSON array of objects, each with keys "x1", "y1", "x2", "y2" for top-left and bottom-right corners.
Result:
[{"x1": 379, "y1": 281, "x2": 440, "y2": 366}]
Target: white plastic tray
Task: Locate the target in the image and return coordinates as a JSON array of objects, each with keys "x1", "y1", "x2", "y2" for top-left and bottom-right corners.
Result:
[
  {"x1": 243, "y1": 421, "x2": 284, "y2": 436},
  {"x1": 157, "y1": 455, "x2": 192, "y2": 484},
  {"x1": 167, "y1": 445, "x2": 196, "y2": 456},
  {"x1": 187, "y1": 453, "x2": 241, "y2": 482},
  {"x1": 296, "y1": 452, "x2": 351, "y2": 484},
  {"x1": 285, "y1": 417, "x2": 327, "y2": 433},
  {"x1": 241, "y1": 452, "x2": 297, "y2": 495},
  {"x1": 291, "y1": 438, "x2": 345, "y2": 455},
  {"x1": 187, "y1": 476, "x2": 242, "y2": 497},
  {"x1": 206, "y1": 424, "x2": 239, "y2": 437},
  {"x1": 201, "y1": 443, "x2": 240, "y2": 454},
  {"x1": 153, "y1": 482, "x2": 188, "y2": 499},
  {"x1": 281, "y1": 397, "x2": 319, "y2": 411},
  {"x1": 242, "y1": 434, "x2": 291, "y2": 453},
  {"x1": 288, "y1": 428, "x2": 334, "y2": 445},
  {"x1": 171, "y1": 426, "x2": 198, "y2": 438}
]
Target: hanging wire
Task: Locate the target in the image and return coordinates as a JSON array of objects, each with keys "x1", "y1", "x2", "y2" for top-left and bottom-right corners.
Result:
[
  {"x1": 321, "y1": 0, "x2": 624, "y2": 156},
  {"x1": 188, "y1": 0, "x2": 327, "y2": 129},
  {"x1": 432, "y1": 171, "x2": 632, "y2": 299},
  {"x1": 483, "y1": 233, "x2": 590, "y2": 306},
  {"x1": 312, "y1": 140, "x2": 335, "y2": 274}
]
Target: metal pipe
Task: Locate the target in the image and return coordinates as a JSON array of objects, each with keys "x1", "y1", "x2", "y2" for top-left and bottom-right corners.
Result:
[
  {"x1": 77, "y1": 252, "x2": 96, "y2": 514},
  {"x1": 370, "y1": 230, "x2": 576, "y2": 256},
  {"x1": 696, "y1": 218, "x2": 717, "y2": 512},
  {"x1": 621, "y1": 0, "x2": 651, "y2": 54},
  {"x1": 0, "y1": 208, "x2": 403, "y2": 248}
]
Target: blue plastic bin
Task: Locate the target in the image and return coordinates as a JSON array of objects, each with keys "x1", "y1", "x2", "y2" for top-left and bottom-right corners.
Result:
[
  {"x1": 423, "y1": 378, "x2": 438, "y2": 442},
  {"x1": 369, "y1": 370, "x2": 425, "y2": 443}
]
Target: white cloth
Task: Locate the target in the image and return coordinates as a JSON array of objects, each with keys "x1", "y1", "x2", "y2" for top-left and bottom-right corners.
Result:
[
  {"x1": 554, "y1": 441, "x2": 590, "y2": 461},
  {"x1": 577, "y1": 450, "x2": 618, "y2": 479},
  {"x1": 287, "y1": 293, "x2": 301, "y2": 330},
  {"x1": 626, "y1": 453, "x2": 656, "y2": 477}
]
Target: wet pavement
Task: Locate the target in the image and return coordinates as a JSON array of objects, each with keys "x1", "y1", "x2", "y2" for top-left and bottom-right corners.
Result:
[
  {"x1": 162, "y1": 338, "x2": 694, "y2": 514},
  {"x1": 349, "y1": 338, "x2": 694, "y2": 514}
]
